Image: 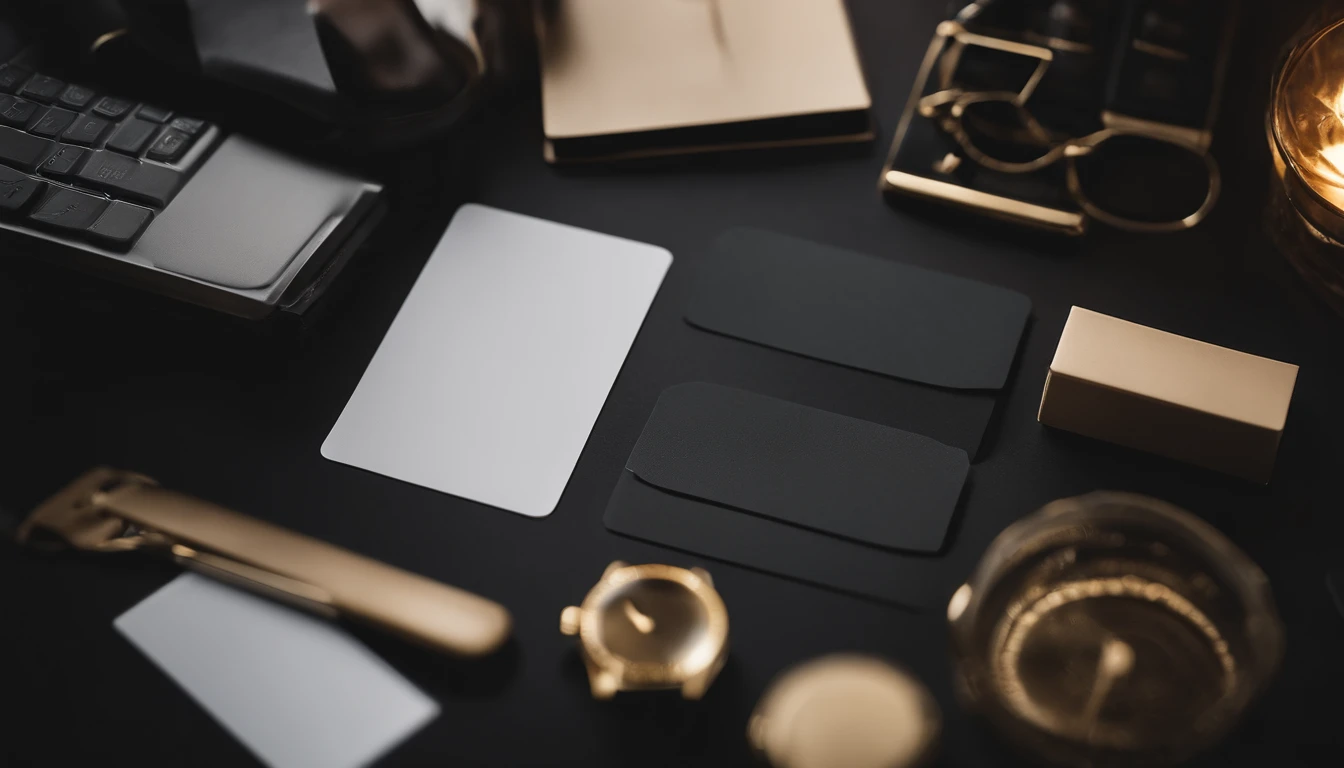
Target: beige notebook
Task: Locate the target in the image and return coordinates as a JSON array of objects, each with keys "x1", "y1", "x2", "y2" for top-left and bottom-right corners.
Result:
[{"x1": 538, "y1": 0, "x2": 873, "y2": 162}]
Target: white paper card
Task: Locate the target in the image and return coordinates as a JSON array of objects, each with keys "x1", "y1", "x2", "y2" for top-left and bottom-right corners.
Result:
[
  {"x1": 321, "y1": 204, "x2": 672, "y2": 517},
  {"x1": 115, "y1": 575, "x2": 439, "y2": 768}
]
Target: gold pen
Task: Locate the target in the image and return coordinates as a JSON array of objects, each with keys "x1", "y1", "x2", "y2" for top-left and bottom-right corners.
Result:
[{"x1": 16, "y1": 468, "x2": 512, "y2": 658}]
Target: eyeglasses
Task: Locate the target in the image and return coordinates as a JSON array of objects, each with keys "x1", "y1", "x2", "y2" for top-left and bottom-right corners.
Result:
[{"x1": 916, "y1": 20, "x2": 1221, "y2": 234}]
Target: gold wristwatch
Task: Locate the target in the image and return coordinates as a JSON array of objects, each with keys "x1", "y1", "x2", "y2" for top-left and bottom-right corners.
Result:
[{"x1": 560, "y1": 561, "x2": 729, "y2": 699}]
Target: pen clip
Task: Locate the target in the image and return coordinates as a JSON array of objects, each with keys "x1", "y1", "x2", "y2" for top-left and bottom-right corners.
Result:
[{"x1": 17, "y1": 468, "x2": 512, "y2": 657}]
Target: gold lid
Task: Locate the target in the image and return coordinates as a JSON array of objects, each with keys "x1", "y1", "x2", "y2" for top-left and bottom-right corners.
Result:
[{"x1": 749, "y1": 655, "x2": 940, "y2": 768}]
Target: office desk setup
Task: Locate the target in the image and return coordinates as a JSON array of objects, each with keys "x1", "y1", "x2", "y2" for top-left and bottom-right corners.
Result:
[{"x1": 4, "y1": 1, "x2": 1343, "y2": 767}]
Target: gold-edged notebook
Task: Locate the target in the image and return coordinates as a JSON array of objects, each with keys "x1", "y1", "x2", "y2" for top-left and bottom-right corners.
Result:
[{"x1": 537, "y1": 0, "x2": 874, "y2": 163}]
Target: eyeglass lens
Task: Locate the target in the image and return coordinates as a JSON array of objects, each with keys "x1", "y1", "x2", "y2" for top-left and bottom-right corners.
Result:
[{"x1": 1071, "y1": 134, "x2": 1211, "y2": 225}]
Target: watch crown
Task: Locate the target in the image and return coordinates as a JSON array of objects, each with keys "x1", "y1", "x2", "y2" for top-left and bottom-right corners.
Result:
[
  {"x1": 601, "y1": 560, "x2": 629, "y2": 579},
  {"x1": 590, "y1": 670, "x2": 619, "y2": 699},
  {"x1": 560, "y1": 606, "x2": 582, "y2": 636}
]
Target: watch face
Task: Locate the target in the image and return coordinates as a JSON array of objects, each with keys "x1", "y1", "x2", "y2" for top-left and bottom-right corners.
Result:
[{"x1": 595, "y1": 578, "x2": 710, "y2": 668}]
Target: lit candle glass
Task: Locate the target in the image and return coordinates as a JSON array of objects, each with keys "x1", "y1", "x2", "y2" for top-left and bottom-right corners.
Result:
[
  {"x1": 1320, "y1": 83, "x2": 1344, "y2": 187},
  {"x1": 1268, "y1": 16, "x2": 1344, "y2": 314},
  {"x1": 948, "y1": 493, "x2": 1284, "y2": 767},
  {"x1": 1275, "y1": 19, "x2": 1344, "y2": 210}
]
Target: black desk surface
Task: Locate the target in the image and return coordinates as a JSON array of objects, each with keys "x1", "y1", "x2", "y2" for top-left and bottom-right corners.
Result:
[{"x1": 4, "y1": 2, "x2": 1342, "y2": 766}]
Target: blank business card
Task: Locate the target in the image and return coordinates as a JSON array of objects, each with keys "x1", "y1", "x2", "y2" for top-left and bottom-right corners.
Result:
[
  {"x1": 322, "y1": 204, "x2": 672, "y2": 517},
  {"x1": 626, "y1": 383, "x2": 969, "y2": 552},
  {"x1": 115, "y1": 575, "x2": 439, "y2": 768},
  {"x1": 606, "y1": 383, "x2": 971, "y2": 607},
  {"x1": 687, "y1": 228, "x2": 1032, "y2": 390}
]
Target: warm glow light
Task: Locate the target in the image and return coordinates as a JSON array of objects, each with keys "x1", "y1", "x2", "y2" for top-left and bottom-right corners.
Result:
[
  {"x1": 1274, "y1": 17, "x2": 1344, "y2": 218},
  {"x1": 1324, "y1": 84, "x2": 1344, "y2": 186},
  {"x1": 1322, "y1": 143, "x2": 1344, "y2": 185}
]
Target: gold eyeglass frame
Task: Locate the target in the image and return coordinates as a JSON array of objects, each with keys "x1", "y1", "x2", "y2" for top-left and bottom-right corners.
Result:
[{"x1": 885, "y1": 18, "x2": 1223, "y2": 235}]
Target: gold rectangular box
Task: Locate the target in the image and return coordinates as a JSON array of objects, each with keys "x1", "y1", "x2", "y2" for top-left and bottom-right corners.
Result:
[{"x1": 1038, "y1": 307, "x2": 1298, "y2": 483}]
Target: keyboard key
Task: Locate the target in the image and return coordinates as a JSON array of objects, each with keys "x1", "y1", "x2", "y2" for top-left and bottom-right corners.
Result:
[
  {"x1": 0, "y1": 165, "x2": 45, "y2": 214},
  {"x1": 0, "y1": 96, "x2": 39, "y2": 128},
  {"x1": 27, "y1": 186, "x2": 109, "y2": 234},
  {"x1": 136, "y1": 104, "x2": 173, "y2": 123},
  {"x1": 107, "y1": 118, "x2": 158, "y2": 156},
  {"x1": 0, "y1": 65, "x2": 30, "y2": 93},
  {"x1": 168, "y1": 116, "x2": 206, "y2": 136},
  {"x1": 0, "y1": 126, "x2": 55, "y2": 172},
  {"x1": 58, "y1": 84, "x2": 97, "y2": 110},
  {"x1": 91, "y1": 96, "x2": 135, "y2": 120},
  {"x1": 76, "y1": 150, "x2": 182, "y2": 207},
  {"x1": 30, "y1": 107, "x2": 77, "y2": 138},
  {"x1": 39, "y1": 144, "x2": 89, "y2": 179},
  {"x1": 19, "y1": 74, "x2": 65, "y2": 103},
  {"x1": 62, "y1": 114, "x2": 111, "y2": 146},
  {"x1": 146, "y1": 128, "x2": 191, "y2": 162},
  {"x1": 87, "y1": 200, "x2": 154, "y2": 249}
]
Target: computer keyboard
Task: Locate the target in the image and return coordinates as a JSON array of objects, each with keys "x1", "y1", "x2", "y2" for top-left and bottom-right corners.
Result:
[
  {"x1": 0, "y1": 29, "x2": 383, "y2": 322},
  {"x1": 0, "y1": 60, "x2": 215, "y2": 251}
]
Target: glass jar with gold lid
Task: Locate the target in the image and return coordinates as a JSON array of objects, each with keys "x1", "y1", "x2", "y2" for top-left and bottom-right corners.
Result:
[
  {"x1": 1268, "y1": 11, "x2": 1344, "y2": 313},
  {"x1": 947, "y1": 492, "x2": 1284, "y2": 767}
]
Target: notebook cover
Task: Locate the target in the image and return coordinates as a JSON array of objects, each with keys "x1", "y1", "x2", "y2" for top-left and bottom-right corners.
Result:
[{"x1": 538, "y1": 0, "x2": 872, "y2": 160}]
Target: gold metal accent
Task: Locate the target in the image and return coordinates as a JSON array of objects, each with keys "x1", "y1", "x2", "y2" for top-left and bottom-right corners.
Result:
[
  {"x1": 622, "y1": 599, "x2": 656, "y2": 633},
  {"x1": 89, "y1": 28, "x2": 128, "y2": 54},
  {"x1": 749, "y1": 655, "x2": 941, "y2": 768},
  {"x1": 16, "y1": 468, "x2": 512, "y2": 657},
  {"x1": 1064, "y1": 123, "x2": 1221, "y2": 234},
  {"x1": 882, "y1": 15, "x2": 1230, "y2": 235},
  {"x1": 1131, "y1": 39, "x2": 1189, "y2": 62},
  {"x1": 915, "y1": 89, "x2": 1221, "y2": 232},
  {"x1": 947, "y1": 583, "x2": 972, "y2": 623},
  {"x1": 933, "y1": 23, "x2": 1053, "y2": 105},
  {"x1": 949, "y1": 492, "x2": 1285, "y2": 767},
  {"x1": 932, "y1": 152, "x2": 961, "y2": 174},
  {"x1": 991, "y1": 576, "x2": 1237, "y2": 749},
  {"x1": 884, "y1": 170, "x2": 1086, "y2": 235},
  {"x1": 1023, "y1": 31, "x2": 1094, "y2": 55},
  {"x1": 1101, "y1": 111, "x2": 1211, "y2": 153},
  {"x1": 1082, "y1": 638, "x2": 1135, "y2": 725},
  {"x1": 559, "y1": 561, "x2": 729, "y2": 699},
  {"x1": 879, "y1": 19, "x2": 1069, "y2": 234}
]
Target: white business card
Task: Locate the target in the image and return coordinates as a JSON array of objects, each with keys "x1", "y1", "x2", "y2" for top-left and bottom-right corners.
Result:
[
  {"x1": 322, "y1": 203, "x2": 672, "y2": 517},
  {"x1": 115, "y1": 575, "x2": 439, "y2": 768}
]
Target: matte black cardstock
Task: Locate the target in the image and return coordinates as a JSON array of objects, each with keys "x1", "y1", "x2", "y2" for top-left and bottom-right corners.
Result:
[
  {"x1": 605, "y1": 472, "x2": 953, "y2": 609},
  {"x1": 605, "y1": 384, "x2": 971, "y2": 607},
  {"x1": 627, "y1": 383, "x2": 969, "y2": 553},
  {"x1": 686, "y1": 228, "x2": 1032, "y2": 390}
]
